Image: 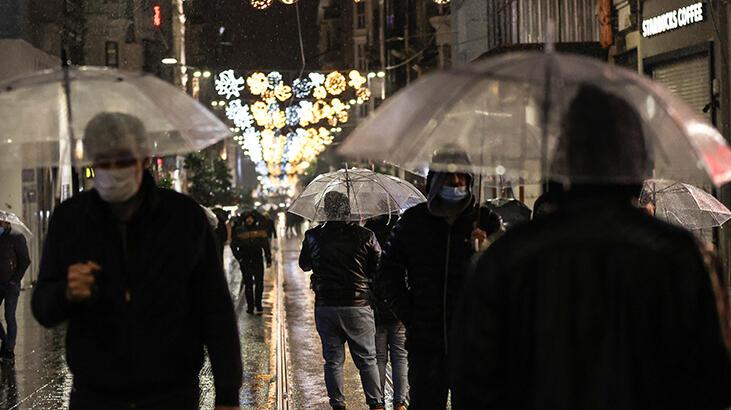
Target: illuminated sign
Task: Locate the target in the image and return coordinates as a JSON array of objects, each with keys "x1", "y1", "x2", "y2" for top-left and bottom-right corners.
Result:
[
  {"x1": 153, "y1": 5, "x2": 161, "y2": 27},
  {"x1": 642, "y1": 2, "x2": 704, "y2": 38}
]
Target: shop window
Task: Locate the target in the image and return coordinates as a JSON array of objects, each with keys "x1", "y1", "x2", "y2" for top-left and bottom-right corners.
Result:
[
  {"x1": 356, "y1": 2, "x2": 366, "y2": 29},
  {"x1": 105, "y1": 41, "x2": 119, "y2": 67}
]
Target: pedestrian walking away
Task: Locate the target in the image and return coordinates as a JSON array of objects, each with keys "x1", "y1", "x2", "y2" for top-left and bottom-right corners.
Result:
[
  {"x1": 365, "y1": 213, "x2": 409, "y2": 409},
  {"x1": 299, "y1": 191, "x2": 385, "y2": 410},
  {"x1": 0, "y1": 217, "x2": 30, "y2": 361},
  {"x1": 376, "y1": 147, "x2": 503, "y2": 410},
  {"x1": 31, "y1": 112, "x2": 243, "y2": 410},
  {"x1": 231, "y1": 209, "x2": 271, "y2": 314},
  {"x1": 451, "y1": 85, "x2": 731, "y2": 410}
]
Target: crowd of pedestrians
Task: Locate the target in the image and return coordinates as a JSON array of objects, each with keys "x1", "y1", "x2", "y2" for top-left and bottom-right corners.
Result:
[
  {"x1": 1, "y1": 82, "x2": 727, "y2": 410},
  {"x1": 298, "y1": 85, "x2": 731, "y2": 410}
]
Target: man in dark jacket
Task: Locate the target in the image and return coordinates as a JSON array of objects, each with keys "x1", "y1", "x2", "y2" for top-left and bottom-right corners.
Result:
[
  {"x1": 377, "y1": 148, "x2": 503, "y2": 409},
  {"x1": 299, "y1": 191, "x2": 385, "y2": 410},
  {"x1": 451, "y1": 85, "x2": 731, "y2": 410},
  {"x1": 31, "y1": 112, "x2": 242, "y2": 410},
  {"x1": 230, "y1": 210, "x2": 271, "y2": 314},
  {"x1": 212, "y1": 207, "x2": 230, "y2": 263},
  {"x1": 0, "y1": 218, "x2": 30, "y2": 360}
]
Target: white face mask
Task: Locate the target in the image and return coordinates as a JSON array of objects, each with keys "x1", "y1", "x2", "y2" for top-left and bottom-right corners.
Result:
[{"x1": 93, "y1": 166, "x2": 141, "y2": 203}]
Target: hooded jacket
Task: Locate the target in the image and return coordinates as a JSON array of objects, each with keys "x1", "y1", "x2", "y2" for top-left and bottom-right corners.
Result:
[
  {"x1": 31, "y1": 172, "x2": 242, "y2": 406},
  {"x1": 377, "y1": 169, "x2": 503, "y2": 353}
]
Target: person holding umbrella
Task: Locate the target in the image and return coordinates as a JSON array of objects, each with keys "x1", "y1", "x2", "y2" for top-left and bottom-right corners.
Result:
[
  {"x1": 0, "y1": 212, "x2": 30, "y2": 361},
  {"x1": 31, "y1": 112, "x2": 243, "y2": 410},
  {"x1": 376, "y1": 148, "x2": 503, "y2": 409},
  {"x1": 451, "y1": 85, "x2": 731, "y2": 409},
  {"x1": 299, "y1": 191, "x2": 385, "y2": 410}
]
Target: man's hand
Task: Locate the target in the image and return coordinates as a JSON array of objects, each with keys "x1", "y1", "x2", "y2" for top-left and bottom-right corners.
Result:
[
  {"x1": 66, "y1": 261, "x2": 101, "y2": 302},
  {"x1": 471, "y1": 228, "x2": 487, "y2": 247}
]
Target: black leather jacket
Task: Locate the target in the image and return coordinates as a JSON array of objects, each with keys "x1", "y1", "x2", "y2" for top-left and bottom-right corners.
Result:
[{"x1": 299, "y1": 222, "x2": 381, "y2": 306}]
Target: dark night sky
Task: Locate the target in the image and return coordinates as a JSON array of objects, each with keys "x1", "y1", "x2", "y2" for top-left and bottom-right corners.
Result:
[{"x1": 212, "y1": 1, "x2": 321, "y2": 72}]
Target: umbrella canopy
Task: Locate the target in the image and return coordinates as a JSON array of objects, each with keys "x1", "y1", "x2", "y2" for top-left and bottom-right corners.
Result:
[
  {"x1": 640, "y1": 179, "x2": 731, "y2": 230},
  {"x1": 288, "y1": 168, "x2": 426, "y2": 222},
  {"x1": 338, "y1": 51, "x2": 731, "y2": 187},
  {"x1": 0, "y1": 210, "x2": 32, "y2": 239},
  {"x1": 484, "y1": 198, "x2": 532, "y2": 230},
  {"x1": 0, "y1": 66, "x2": 230, "y2": 168}
]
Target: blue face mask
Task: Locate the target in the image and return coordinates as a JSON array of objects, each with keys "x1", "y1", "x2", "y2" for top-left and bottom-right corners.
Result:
[{"x1": 439, "y1": 186, "x2": 469, "y2": 203}]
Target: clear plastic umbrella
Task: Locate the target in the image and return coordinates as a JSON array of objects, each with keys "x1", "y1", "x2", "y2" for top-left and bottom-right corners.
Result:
[
  {"x1": 0, "y1": 210, "x2": 32, "y2": 240},
  {"x1": 338, "y1": 51, "x2": 731, "y2": 187},
  {"x1": 288, "y1": 168, "x2": 426, "y2": 222},
  {"x1": 640, "y1": 179, "x2": 731, "y2": 230},
  {"x1": 0, "y1": 66, "x2": 231, "y2": 169}
]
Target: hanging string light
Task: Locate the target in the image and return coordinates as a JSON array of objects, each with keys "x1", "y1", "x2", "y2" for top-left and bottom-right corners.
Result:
[{"x1": 433, "y1": 0, "x2": 450, "y2": 3}]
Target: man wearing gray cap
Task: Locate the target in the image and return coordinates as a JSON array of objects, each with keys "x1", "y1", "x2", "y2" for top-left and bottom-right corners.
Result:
[{"x1": 32, "y1": 112, "x2": 243, "y2": 410}]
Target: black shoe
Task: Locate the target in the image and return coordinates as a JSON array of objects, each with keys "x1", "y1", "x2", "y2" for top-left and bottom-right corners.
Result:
[
  {"x1": 246, "y1": 307, "x2": 254, "y2": 314},
  {"x1": 255, "y1": 306, "x2": 264, "y2": 314}
]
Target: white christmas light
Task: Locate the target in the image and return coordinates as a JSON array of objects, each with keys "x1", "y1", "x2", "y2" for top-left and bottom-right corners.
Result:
[
  {"x1": 268, "y1": 71, "x2": 283, "y2": 88},
  {"x1": 308, "y1": 72, "x2": 326, "y2": 86},
  {"x1": 215, "y1": 70, "x2": 245, "y2": 99},
  {"x1": 251, "y1": 0, "x2": 273, "y2": 9},
  {"x1": 247, "y1": 72, "x2": 269, "y2": 96}
]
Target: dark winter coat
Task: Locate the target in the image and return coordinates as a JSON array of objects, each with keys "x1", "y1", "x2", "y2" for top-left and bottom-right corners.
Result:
[
  {"x1": 365, "y1": 216, "x2": 399, "y2": 325},
  {"x1": 0, "y1": 228, "x2": 30, "y2": 284},
  {"x1": 377, "y1": 200, "x2": 503, "y2": 353},
  {"x1": 451, "y1": 191, "x2": 731, "y2": 410},
  {"x1": 230, "y1": 211, "x2": 272, "y2": 267},
  {"x1": 31, "y1": 172, "x2": 242, "y2": 406},
  {"x1": 299, "y1": 221, "x2": 381, "y2": 307}
]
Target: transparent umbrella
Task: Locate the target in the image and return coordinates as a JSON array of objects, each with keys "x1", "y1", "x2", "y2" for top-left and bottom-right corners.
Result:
[
  {"x1": 288, "y1": 168, "x2": 426, "y2": 222},
  {"x1": 338, "y1": 51, "x2": 731, "y2": 187},
  {"x1": 0, "y1": 66, "x2": 230, "y2": 169},
  {"x1": 0, "y1": 210, "x2": 32, "y2": 240},
  {"x1": 640, "y1": 179, "x2": 731, "y2": 230}
]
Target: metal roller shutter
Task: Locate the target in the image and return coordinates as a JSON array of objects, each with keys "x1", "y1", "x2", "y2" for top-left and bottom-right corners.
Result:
[{"x1": 651, "y1": 55, "x2": 711, "y2": 119}]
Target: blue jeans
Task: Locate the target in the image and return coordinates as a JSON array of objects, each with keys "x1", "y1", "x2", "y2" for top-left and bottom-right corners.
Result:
[
  {"x1": 315, "y1": 306, "x2": 384, "y2": 408},
  {"x1": 375, "y1": 321, "x2": 409, "y2": 404},
  {"x1": 0, "y1": 283, "x2": 19, "y2": 351}
]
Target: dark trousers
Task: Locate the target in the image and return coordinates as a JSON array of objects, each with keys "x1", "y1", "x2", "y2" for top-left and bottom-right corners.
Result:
[
  {"x1": 407, "y1": 348, "x2": 449, "y2": 410},
  {"x1": 239, "y1": 261, "x2": 264, "y2": 309},
  {"x1": 0, "y1": 283, "x2": 20, "y2": 352}
]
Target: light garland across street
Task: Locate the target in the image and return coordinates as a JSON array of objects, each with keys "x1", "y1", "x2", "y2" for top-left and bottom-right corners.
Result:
[{"x1": 216, "y1": 69, "x2": 371, "y2": 193}]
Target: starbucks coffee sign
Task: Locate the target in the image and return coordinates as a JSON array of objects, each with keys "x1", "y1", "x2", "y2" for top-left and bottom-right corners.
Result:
[{"x1": 642, "y1": 2, "x2": 704, "y2": 38}]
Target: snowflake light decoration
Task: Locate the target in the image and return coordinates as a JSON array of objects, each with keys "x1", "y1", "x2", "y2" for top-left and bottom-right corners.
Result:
[
  {"x1": 285, "y1": 106, "x2": 300, "y2": 127},
  {"x1": 356, "y1": 87, "x2": 372, "y2": 103},
  {"x1": 267, "y1": 71, "x2": 283, "y2": 89},
  {"x1": 250, "y1": 0, "x2": 273, "y2": 9},
  {"x1": 348, "y1": 70, "x2": 367, "y2": 88},
  {"x1": 225, "y1": 99, "x2": 245, "y2": 121},
  {"x1": 293, "y1": 78, "x2": 312, "y2": 98},
  {"x1": 271, "y1": 109, "x2": 287, "y2": 129},
  {"x1": 215, "y1": 70, "x2": 245, "y2": 99},
  {"x1": 247, "y1": 72, "x2": 268, "y2": 95},
  {"x1": 251, "y1": 101, "x2": 269, "y2": 126},
  {"x1": 274, "y1": 83, "x2": 292, "y2": 101},
  {"x1": 298, "y1": 101, "x2": 315, "y2": 126},
  {"x1": 313, "y1": 86, "x2": 327, "y2": 100},
  {"x1": 308, "y1": 72, "x2": 325, "y2": 86},
  {"x1": 324, "y1": 71, "x2": 347, "y2": 95}
]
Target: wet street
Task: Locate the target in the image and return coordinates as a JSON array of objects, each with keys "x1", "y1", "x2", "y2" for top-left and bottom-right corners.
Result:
[{"x1": 0, "y1": 234, "x2": 393, "y2": 409}]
